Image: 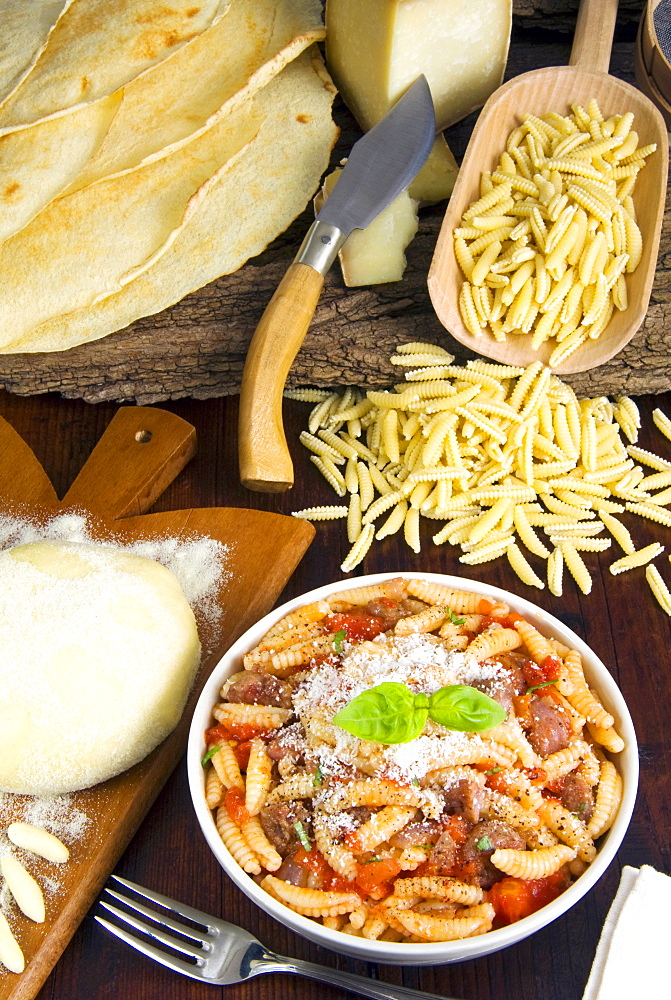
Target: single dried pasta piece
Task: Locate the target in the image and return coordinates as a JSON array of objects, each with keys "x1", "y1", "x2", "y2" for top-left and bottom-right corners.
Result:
[
  {"x1": 292, "y1": 506, "x2": 348, "y2": 521},
  {"x1": 507, "y1": 543, "x2": 545, "y2": 588},
  {"x1": 646, "y1": 564, "x2": 671, "y2": 614},
  {"x1": 245, "y1": 738, "x2": 273, "y2": 816},
  {"x1": 205, "y1": 765, "x2": 224, "y2": 809},
  {"x1": 240, "y1": 815, "x2": 282, "y2": 872},
  {"x1": 491, "y1": 844, "x2": 576, "y2": 879},
  {"x1": 466, "y1": 627, "x2": 521, "y2": 661},
  {"x1": 261, "y1": 876, "x2": 359, "y2": 917},
  {"x1": 587, "y1": 760, "x2": 623, "y2": 838},
  {"x1": 210, "y1": 740, "x2": 245, "y2": 791},
  {"x1": 561, "y1": 542, "x2": 593, "y2": 594},
  {"x1": 393, "y1": 877, "x2": 483, "y2": 906},
  {"x1": 610, "y1": 542, "x2": 664, "y2": 575},
  {"x1": 310, "y1": 455, "x2": 347, "y2": 497},
  {"x1": 547, "y1": 546, "x2": 564, "y2": 596},
  {"x1": 215, "y1": 804, "x2": 261, "y2": 875},
  {"x1": 299, "y1": 430, "x2": 346, "y2": 463}
]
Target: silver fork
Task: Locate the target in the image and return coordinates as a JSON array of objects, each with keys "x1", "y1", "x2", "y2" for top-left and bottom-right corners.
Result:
[{"x1": 96, "y1": 875, "x2": 463, "y2": 1000}]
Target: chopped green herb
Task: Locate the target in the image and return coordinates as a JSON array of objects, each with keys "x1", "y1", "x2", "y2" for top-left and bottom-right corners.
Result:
[
  {"x1": 313, "y1": 766, "x2": 323, "y2": 788},
  {"x1": 411, "y1": 777, "x2": 421, "y2": 787},
  {"x1": 476, "y1": 835, "x2": 493, "y2": 852},
  {"x1": 333, "y1": 628, "x2": 346, "y2": 653},
  {"x1": 201, "y1": 745, "x2": 220, "y2": 768},
  {"x1": 526, "y1": 680, "x2": 558, "y2": 693},
  {"x1": 293, "y1": 820, "x2": 312, "y2": 851},
  {"x1": 447, "y1": 607, "x2": 466, "y2": 626},
  {"x1": 485, "y1": 766, "x2": 502, "y2": 775},
  {"x1": 359, "y1": 855, "x2": 381, "y2": 864}
]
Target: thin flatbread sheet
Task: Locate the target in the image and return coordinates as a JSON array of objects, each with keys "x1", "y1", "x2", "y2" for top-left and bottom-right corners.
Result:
[
  {"x1": 0, "y1": 101, "x2": 266, "y2": 346},
  {"x1": 67, "y1": 0, "x2": 325, "y2": 191},
  {"x1": 0, "y1": 92, "x2": 121, "y2": 243},
  {"x1": 0, "y1": 0, "x2": 231, "y2": 133},
  {"x1": 4, "y1": 49, "x2": 337, "y2": 354},
  {"x1": 0, "y1": 0, "x2": 74, "y2": 109}
]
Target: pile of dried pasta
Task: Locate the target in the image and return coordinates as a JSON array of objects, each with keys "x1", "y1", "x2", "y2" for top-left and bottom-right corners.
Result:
[
  {"x1": 452, "y1": 99, "x2": 656, "y2": 367},
  {"x1": 288, "y1": 343, "x2": 671, "y2": 613}
]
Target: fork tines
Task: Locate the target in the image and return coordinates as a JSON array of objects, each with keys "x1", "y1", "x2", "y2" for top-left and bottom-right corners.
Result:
[{"x1": 95, "y1": 875, "x2": 216, "y2": 982}]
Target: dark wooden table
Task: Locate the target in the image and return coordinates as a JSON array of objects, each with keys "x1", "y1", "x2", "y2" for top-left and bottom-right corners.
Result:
[{"x1": 1, "y1": 386, "x2": 668, "y2": 1000}]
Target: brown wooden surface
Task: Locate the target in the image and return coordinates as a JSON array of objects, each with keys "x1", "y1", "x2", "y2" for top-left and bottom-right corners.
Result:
[
  {"x1": 0, "y1": 405, "x2": 314, "y2": 1000},
  {"x1": 0, "y1": 388, "x2": 669, "y2": 1000},
  {"x1": 1, "y1": 19, "x2": 670, "y2": 404}
]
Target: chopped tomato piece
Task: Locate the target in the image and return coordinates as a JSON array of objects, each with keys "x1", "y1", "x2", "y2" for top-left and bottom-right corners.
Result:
[
  {"x1": 293, "y1": 847, "x2": 359, "y2": 894},
  {"x1": 489, "y1": 870, "x2": 569, "y2": 925},
  {"x1": 478, "y1": 597, "x2": 495, "y2": 614},
  {"x1": 354, "y1": 858, "x2": 402, "y2": 899},
  {"x1": 523, "y1": 656, "x2": 562, "y2": 688},
  {"x1": 224, "y1": 787, "x2": 249, "y2": 826},
  {"x1": 232, "y1": 740, "x2": 253, "y2": 770},
  {"x1": 513, "y1": 692, "x2": 533, "y2": 723},
  {"x1": 205, "y1": 723, "x2": 231, "y2": 746},
  {"x1": 523, "y1": 766, "x2": 547, "y2": 785},
  {"x1": 322, "y1": 612, "x2": 385, "y2": 643},
  {"x1": 442, "y1": 814, "x2": 470, "y2": 846}
]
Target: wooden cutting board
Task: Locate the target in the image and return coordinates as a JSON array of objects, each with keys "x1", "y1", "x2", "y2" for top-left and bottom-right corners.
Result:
[{"x1": 0, "y1": 406, "x2": 314, "y2": 1000}]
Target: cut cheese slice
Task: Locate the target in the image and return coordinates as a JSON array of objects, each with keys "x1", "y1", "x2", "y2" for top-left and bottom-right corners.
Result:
[
  {"x1": 326, "y1": 0, "x2": 512, "y2": 132},
  {"x1": 408, "y1": 136, "x2": 458, "y2": 205},
  {"x1": 317, "y1": 167, "x2": 419, "y2": 286}
]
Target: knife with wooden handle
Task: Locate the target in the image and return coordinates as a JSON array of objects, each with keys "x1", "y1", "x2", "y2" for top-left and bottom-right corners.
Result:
[{"x1": 238, "y1": 75, "x2": 436, "y2": 492}]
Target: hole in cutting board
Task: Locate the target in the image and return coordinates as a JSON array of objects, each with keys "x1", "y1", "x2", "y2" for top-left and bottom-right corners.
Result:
[{"x1": 134, "y1": 430, "x2": 153, "y2": 443}]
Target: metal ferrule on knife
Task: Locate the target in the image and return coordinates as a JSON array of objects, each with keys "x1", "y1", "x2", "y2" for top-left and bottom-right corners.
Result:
[{"x1": 294, "y1": 220, "x2": 348, "y2": 275}]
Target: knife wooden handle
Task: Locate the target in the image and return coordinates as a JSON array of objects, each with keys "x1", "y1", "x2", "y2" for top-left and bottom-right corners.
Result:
[{"x1": 239, "y1": 261, "x2": 324, "y2": 492}]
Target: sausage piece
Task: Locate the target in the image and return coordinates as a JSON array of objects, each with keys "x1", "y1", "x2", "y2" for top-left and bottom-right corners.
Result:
[
  {"x1": 226, "y1": 671, "x2": 293, "y2": 709},
  {"x1": 526, "y1": 696, "x2": 571, "y2": 757},
  {"x1": 560, "y1": 772, "x2": 594, "y2": 823},
  {"x1": 461, "y1": 819, "x2": 526, "y2": 889}
]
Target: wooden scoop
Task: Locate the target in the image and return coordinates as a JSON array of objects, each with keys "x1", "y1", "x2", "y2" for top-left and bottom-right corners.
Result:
[{"x1": 428, "y1": 0, "x2": 669, "y2": 374}]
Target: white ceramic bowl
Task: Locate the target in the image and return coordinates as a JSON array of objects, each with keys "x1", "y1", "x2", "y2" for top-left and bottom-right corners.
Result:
[{"x1": 187, "y1": 572, "x2": 637, "y2": 965}]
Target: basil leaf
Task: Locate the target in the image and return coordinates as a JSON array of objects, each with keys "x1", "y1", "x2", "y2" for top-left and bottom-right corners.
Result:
[
  {"x1": 332, "y1": 682, "x2": 428, "y2": 744},
  {"x1": 428, "y1": 685, "x2": 506, "y2": 732},
  {"x1": 447, "y1": 607, "x2": 466, "y2": 626},
  {"x1": 201, "y1": 744, "x2": 220, "y2": 768},
  {"x1": 476, "y1": 835, "x2": 493, "y2": 851},
  {"x1": 333, "y1": 629, "x2": 346, "y2": 653},
  {"x1": 294, "y1": 820, "x2": 312, "y2": 851},
  {"x1": 313, "y1": 766, "x2": 323, "y2": 788}
]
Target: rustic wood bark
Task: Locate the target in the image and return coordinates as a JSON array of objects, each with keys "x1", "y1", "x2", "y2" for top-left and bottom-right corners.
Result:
[
  {"x1": 513, "y1": 0, "x2": 644, "y2": 32},
  {"x1": 0, "y1": 39, "x2": 667, "y2": 405}
]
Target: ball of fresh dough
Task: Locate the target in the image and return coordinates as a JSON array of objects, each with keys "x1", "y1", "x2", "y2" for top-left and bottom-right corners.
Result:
[{"x1": 0, "y1": 539, "x2": 201, "y2": 795}]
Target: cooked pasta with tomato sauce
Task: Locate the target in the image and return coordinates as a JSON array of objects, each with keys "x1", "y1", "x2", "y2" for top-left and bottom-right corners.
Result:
[{"x1": 203, "y1": 577, "x2": 623, "y2": 942}]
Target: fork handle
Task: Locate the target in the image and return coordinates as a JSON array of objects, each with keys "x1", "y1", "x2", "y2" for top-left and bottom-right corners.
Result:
[{"x1": 255, "y1": 955, "x2": 463, "y2": 1000}]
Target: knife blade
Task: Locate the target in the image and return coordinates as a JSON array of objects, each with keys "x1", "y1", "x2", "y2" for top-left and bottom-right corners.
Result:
[{"x1": 239, "y1": 75, "x2": 436, "y2": 492}]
